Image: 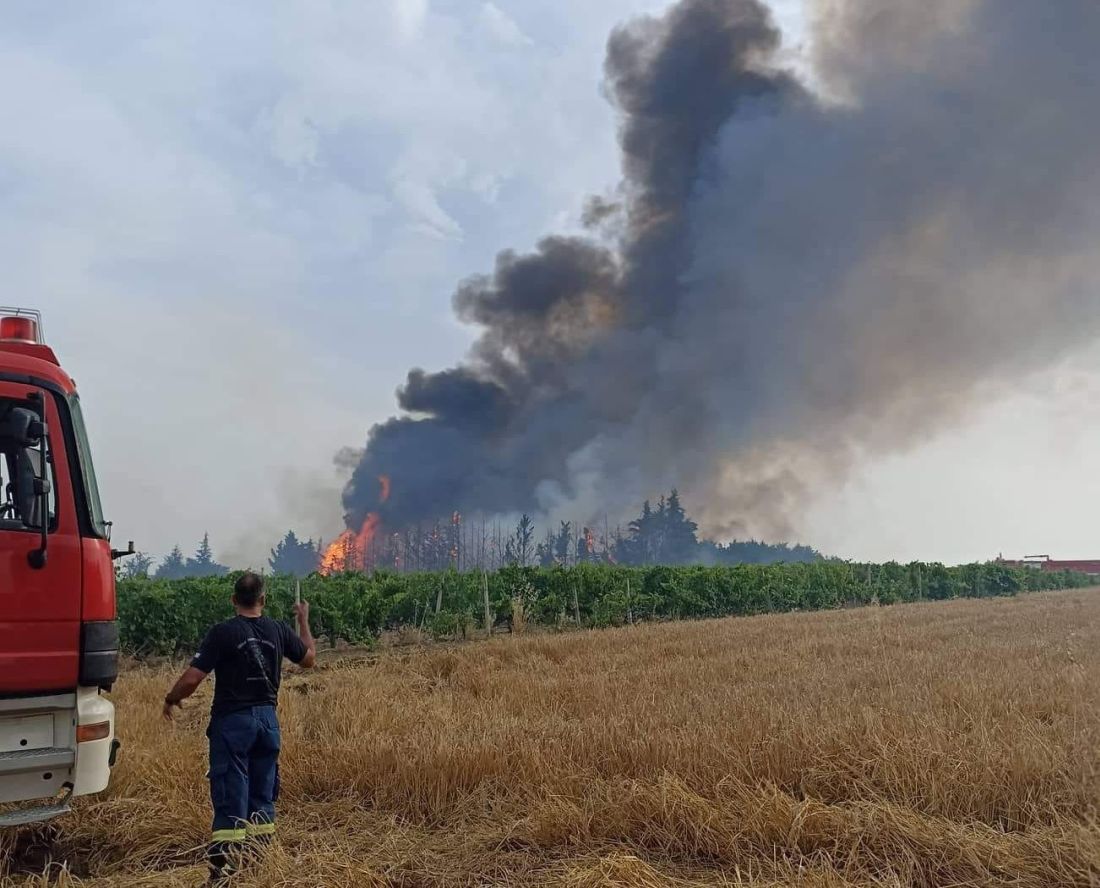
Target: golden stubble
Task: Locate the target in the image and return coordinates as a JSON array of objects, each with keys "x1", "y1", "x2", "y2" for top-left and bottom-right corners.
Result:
[{"x1": 3, "y1": 589, "x2": 1098, "y2": 886}]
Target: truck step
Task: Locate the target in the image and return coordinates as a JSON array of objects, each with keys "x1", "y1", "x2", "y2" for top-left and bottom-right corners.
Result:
[
  {"x1": 0, "y1": 747, "x2": 74, "y2": 775},
  {"x1": 0, "y1": 788, "x2": 72, "y2": 828}
]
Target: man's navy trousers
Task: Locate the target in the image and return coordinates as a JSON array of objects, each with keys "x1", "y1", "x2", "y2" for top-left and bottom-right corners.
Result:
[{"x1": 208, "y1": 705, "x2": 281, "y2": 849}]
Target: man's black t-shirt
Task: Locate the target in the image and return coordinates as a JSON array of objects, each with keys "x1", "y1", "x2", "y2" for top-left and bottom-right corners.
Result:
[{"x1": 191, "y1": 615, "x2": 307, "y2": 716}]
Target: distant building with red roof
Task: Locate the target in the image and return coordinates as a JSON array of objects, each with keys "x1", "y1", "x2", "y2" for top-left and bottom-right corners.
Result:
[{"x1": 997, "y1": 555, "x2": 1100, "y2": 576}]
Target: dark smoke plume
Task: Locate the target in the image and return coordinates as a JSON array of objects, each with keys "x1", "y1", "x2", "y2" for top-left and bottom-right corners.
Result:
[{"x1": 344, "y1": 0, "x2": 1100, "y2": 540}]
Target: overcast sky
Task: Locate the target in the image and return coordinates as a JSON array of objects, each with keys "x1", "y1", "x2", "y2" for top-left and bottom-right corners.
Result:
[{"x1": 3, "y1": 0, "x2": 1096, "y2": 568}]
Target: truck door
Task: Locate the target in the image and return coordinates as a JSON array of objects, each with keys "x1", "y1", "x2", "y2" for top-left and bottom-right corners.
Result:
[{"x1": 0, "y1": 383, "x2": 83, "y2": 694}]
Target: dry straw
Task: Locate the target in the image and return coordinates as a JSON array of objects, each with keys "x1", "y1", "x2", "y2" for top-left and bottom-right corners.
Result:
[{"x1": 2, "y1": 589, "x2": 1099, "y2": 886}]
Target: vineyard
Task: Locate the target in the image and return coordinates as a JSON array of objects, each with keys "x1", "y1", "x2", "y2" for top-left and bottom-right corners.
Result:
[{"x1": 117, "y1": 561, "x2": 1092, "y2": 655}]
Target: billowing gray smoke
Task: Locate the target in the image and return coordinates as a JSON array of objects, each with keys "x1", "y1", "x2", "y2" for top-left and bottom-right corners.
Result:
[{"x1": 344, "y1": 0, "x2": 1100, "y2": 539}]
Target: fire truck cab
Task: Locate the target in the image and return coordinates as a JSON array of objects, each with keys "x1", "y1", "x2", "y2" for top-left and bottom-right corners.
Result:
[{"x1": 0, "y1": 309, "x2": 120, "y2": 827}]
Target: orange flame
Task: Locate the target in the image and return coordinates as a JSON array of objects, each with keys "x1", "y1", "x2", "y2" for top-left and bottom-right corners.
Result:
[
  {"x1": 320, "y1": 474, "x2": 389, "y2": 575},
  {"x1": 319, "y1": 529, "x2": 357, "y2": 575}
]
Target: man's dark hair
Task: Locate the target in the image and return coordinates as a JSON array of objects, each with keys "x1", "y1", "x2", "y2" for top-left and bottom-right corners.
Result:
[{"x1": 234, "y1": 572, "x2": 265, "y2": 608}]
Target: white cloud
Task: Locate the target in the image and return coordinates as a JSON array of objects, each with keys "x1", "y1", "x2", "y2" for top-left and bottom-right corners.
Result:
[
  {"x1": 263, "y1": 95, "x2": 321, "y2": 169},
  {"x1": 391, "y1": 178, "x2": 463, "y2": 241},
  {"x1": 481, "y1": 2, "x2": 534, "y2": 47},
  {"x1": 393, "y1": 0, "x2": 430, "y2": 41}
]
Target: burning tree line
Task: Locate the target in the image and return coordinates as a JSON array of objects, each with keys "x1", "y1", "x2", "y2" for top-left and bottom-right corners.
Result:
[
  {"x1": 316, "y1": 489, "x2": 820, "y2": 577},
  {"x1": 122, "y1": 491, "x2": 820, "y2": 581}
]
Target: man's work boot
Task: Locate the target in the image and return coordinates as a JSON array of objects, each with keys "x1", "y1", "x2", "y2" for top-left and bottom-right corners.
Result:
[{"x1": 208, "y1": 841, "x2": 241, "y2": 885}]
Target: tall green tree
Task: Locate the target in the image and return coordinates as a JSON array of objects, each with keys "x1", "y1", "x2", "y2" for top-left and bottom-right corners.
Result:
[
  {"x1": 662, "y1": 489, "x2": 699, "y2": 563},
  {"x1": 155, "y1": 545, "x2": 187, "y2": 580},
  {"x1": 269, "y1": 530, "x2": 320, "y2": 576},
  {"x1": 185, "y1": 532, "x2": 229, "y2": 578},
  {"x1": 619, "y1": 491, "x2": 700, "y2": 565},
  {"x1": 554, "y1": 521, "x2": 573, "y2": 565},
  {"x1": 121, "y1": 551, "x2": 154, "y2": 580},
  {"x1": 536, "y1": 531, "x2": 552, "y2": 567},
  {"x1": 622, "y1": 500, "x2": 655, "y2": 565},
  {"x1": 505, "y1": 514, "x2": 535, "y2": 566}
]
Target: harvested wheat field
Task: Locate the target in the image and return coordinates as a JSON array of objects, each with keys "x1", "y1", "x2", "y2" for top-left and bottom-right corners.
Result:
[{"x1": 4, "y1": 589, "x2": 1100, "y2": 887}]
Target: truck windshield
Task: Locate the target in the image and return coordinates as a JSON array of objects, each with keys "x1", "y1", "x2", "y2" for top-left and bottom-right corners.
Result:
[
  {"x1": 0, "y1": 398, "x2": 57, "y2": 533},
  {"x1": 67, "y1": 394, "x2": 108, "y2": 538}
]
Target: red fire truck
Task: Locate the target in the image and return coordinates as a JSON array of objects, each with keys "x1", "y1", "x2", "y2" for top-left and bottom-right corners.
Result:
[{"x1": 0, "y1": 308, "x2": 124, "y2": 827}]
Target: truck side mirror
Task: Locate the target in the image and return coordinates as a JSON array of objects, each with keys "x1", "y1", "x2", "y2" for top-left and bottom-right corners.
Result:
[
  {"x1": 111, "y1": 541, "x2": 136, "y2": 561},
  {"x1": 13, "y1": 447, "x2": 38, "y2": 528}
]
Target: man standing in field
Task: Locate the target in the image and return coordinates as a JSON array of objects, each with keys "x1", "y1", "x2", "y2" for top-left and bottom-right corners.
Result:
[{"x1": 162, "y1": 572, "x2": 316, "y2": 883}]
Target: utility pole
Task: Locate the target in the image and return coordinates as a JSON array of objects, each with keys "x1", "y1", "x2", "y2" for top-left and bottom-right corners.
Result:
[{"x1": 483, "y1": 570, "x2": 492, "y2": 638}]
